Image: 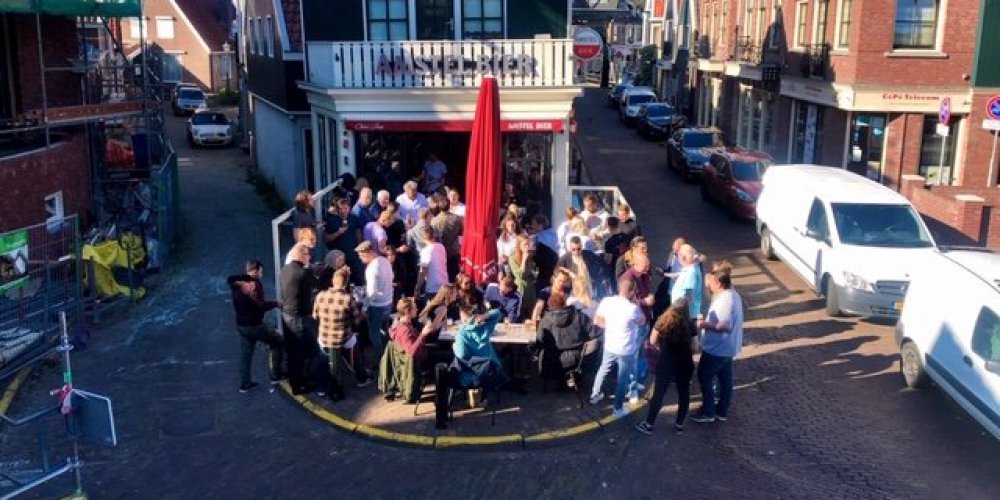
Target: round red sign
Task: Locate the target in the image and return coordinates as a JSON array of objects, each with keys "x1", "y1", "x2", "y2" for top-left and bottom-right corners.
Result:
[{"x1": 573, "y1": 27, "x2": 603, "y2": 61}]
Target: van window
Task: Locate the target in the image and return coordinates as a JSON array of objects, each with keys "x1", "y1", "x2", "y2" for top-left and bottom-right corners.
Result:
[
  {"x1": 971, "y1": 306, "x2": 1000, "y2": 363},
  {"x1": 830, "y1": 203, "x2": 934, "y2": 248},
  {"x1": 806, "y1": 199, "x2": 830, "y2": 242}
]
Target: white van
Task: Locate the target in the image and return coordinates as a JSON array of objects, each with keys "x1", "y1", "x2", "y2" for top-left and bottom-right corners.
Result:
[
  {"x1": 756, "y1": 165, "x2": 937, "y2": 319},
  {"x1": 896, "y1": 248, "x2": 1000, "y2": 440},
  {"x1": 619, "y1": 87, "x2": 657, "y2": 125}
]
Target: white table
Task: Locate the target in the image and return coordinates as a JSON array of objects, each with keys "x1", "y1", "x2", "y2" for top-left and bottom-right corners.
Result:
[{"x1": 438, "y1": 322, "x2": 536, "y2": 345}]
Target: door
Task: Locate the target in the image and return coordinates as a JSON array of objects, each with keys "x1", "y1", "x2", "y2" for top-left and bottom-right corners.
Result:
[
  {"x1": 304, "y1": 128, "x2": 315, "y2": 192},
  {"x1": 415, "y1": 0, "x2": 455, "y2": 40},
  {"x1": 849, "y1": 114, "x2": 887, "y2": 181},
  {"x1": 712, "y1": 156, "x2": 731, "y2": 203},
  {"x1": 787, "y1": 198, "x2": 831, "y2": 289}
]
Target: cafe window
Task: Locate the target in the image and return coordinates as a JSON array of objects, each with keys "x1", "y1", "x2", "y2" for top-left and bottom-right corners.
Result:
[
  {"x1": 463, "y1": 0, "x2": 504, "y2": 40},
  {"x1": 919, "y1": 114, "x2": 959, "y2": 184},
  {"x1": 368, "y1": 0, "x2": 409, "y2": 41},
  {"x1": 836, "y1": 0, "x2": 852, "y2": 48},
  {"x1": 894, "y1": 0, "x2": 939, "y2": 49}
]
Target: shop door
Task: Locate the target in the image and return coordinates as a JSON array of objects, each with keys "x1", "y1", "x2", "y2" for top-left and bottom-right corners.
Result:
[
  {"x1": 415, "y1": 0, "x2": 455, "y2": 40},
  {"x1": 848, "y1": 114, "x2": 886, "y2": 181}
]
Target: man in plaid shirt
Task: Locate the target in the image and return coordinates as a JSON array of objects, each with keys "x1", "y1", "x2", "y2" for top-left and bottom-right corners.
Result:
[{"x1": 312, "y1": 269, "x2": 371, "y2": 401}]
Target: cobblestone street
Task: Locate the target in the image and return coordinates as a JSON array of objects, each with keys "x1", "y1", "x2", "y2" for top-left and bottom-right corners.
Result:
[{"x1": 2, "y1": 88, "x2": 999, "y2": 499}]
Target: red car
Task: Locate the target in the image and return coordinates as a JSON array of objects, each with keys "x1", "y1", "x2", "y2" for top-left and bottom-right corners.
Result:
[{"x1": 700, "y1": 149, "x2": 773, "y2": 220}]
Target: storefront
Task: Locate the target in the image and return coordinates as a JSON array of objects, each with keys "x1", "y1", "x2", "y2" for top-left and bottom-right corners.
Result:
[{"x1": 301, "y1": 38, "x2": 580, "y2": 223}]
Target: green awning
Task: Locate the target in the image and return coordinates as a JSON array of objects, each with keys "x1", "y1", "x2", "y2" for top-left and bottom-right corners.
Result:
[{"x1": 0, "y1": 0, "x2": 141, "y2": 17}]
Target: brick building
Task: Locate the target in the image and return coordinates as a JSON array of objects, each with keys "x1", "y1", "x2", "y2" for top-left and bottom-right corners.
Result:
[{"x1": 659, "y1": 0, "x2": 1000, "y2": 247}]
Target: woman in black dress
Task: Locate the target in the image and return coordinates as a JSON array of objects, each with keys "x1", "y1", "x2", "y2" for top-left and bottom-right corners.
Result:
[{"x1": 635, "y1": 297, "x2": 696, "y2": 435}]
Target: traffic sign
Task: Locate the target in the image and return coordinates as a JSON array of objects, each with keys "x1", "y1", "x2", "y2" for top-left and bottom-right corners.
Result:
[
  {"x1": 939, "y1": 97, "x2": 951, "y2": 125},
  {"x1": 983, "y1": 119, "x2": 1000, "y2": 131},
  {"x1": 936, "y1": 122, "x2": 950, "y2": 137},
  {"x1": 573, "y1": 27, "x2": 603, "y2": 60},
  {"x1": 987, "y1": 95, "x2": 1000, "y2": 120}
]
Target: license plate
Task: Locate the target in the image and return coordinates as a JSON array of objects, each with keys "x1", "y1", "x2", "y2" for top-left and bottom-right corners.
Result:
[{"x1": 894, "y1": 301, "x2": 904, "y2": 311}]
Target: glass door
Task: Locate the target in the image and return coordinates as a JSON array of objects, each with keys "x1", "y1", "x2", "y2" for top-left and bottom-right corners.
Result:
[
  {"x1": 415, "y1": 0, "x2": 455, "y2": 40},
  {"x1": 848, "y1": 113, "x2": 886, "y2": 181}
]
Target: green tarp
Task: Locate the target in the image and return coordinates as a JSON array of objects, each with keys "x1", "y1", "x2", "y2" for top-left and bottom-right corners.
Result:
[{"x1": 0, "y1": 0, "x2": 141, "y2": 17}]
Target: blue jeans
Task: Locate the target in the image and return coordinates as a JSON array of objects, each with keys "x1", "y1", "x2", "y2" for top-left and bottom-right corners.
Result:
[
  {"x1": 590, "y1": 349, "x2": 638, "y2": 411},
  {"x1": 630, "y1": 325, "x2": 650, "y2": 394},
  {"x1": 366, "y1": 305, "x2": 390, "y2": 358},
  {"x1": 697, "y1": 352, "x2": 734, "y2": 418}
]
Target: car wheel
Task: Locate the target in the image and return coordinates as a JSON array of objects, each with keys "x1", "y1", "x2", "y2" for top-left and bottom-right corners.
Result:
[
  {"x1": 760, "y1": 227, "x2": 776, "y2": 260},
  {"x1": 900, "y1": 341, "x2": 930, "y2": 389},
  {"x1": 823, "y1": 277, "x2": 842, "y2": 317}
]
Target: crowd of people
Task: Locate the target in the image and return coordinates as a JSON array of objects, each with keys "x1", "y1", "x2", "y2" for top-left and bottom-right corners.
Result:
[{"x1": 228, "y1": 179, "x2": 744, "y2": 434}]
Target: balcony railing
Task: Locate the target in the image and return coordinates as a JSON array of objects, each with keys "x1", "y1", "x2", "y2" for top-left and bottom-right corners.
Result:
[
  {"x1": 307, "y1": 39, "x2": 576, "y2": 89},
  {"x1": 733, "y1": 36, "x2": 762, "y2": 65},
  {"x1": 693, "y1": 35, "x2": 712, "y2": 59},
  {"x1": 799, "y1": 43, "x2": 830, "y2": 79}
]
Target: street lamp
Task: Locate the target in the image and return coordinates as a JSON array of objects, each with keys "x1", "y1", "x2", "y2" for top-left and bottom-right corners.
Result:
[{"x1": 222, "y1": 41, "x2": 232, "y2": 91}]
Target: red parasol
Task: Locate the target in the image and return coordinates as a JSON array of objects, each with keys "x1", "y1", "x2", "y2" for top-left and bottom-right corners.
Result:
[{"x1": 460, "y1": 77, "x2": 502, "y2": 285}]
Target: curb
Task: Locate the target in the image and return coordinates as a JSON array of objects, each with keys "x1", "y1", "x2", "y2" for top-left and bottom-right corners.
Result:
[
  {"x1": 280, "y1": 380, "x2": 650, "y2": 450},
  {"x1": 0, "y1": 366, "x2": 33, "y2": 416}
]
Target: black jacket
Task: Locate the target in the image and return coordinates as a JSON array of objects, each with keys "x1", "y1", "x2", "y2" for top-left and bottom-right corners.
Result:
[
  {"x1": 227, "y1": 274, "x2": 280, "y2": 327},
  {"x1": 279, "y1": 261, "x2": 316, "y2": 318},
  {"x1": 533, "y1": 306, "x2": 596, "y2": 378}
]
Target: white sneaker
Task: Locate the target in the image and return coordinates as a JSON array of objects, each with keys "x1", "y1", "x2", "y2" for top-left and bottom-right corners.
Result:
[
  {"x1": 612, "y1": 407, "x2": 630, "y2": 419},
  {"x1": 589, "y1": 392, "x2": 605, "y2": 405}
]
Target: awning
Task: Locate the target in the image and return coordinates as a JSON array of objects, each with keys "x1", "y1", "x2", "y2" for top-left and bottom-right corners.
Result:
[
  {"x1": 345, "y1": 119, "x2": 564, "y2": 133},
  {"x1": 0, "y1": 0, "x2": 141, "y2": 17}
]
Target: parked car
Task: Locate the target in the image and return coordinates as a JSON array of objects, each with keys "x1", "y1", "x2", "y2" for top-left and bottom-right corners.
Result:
[
  {"x1": 607, "y1": 83, "x2": 632, "y2": 108},
  {"x1": 700, "y1": 149, "x2": 773, "y2": 219},
  {"x1": 665, "y1": 127, "x2": 723, "y2": 180},
  {"x1": 187, "y1": 110, "x2": 234, "y2": 147},
  {"x1": 895, "y1": 247, "x2": 1000, "y2": 440},
  {"x1": 635, "y1": 103, "x2": 680, "y2": 140},
  {"x1": 173, "y1": 86, "x2": 207, "y2": 116},
  {"x1": 756, "y1": 165, "x2": 937, "y2": 319},
  {"x1": 618, "y1": 87, "x2": 656, "y2": 126}
]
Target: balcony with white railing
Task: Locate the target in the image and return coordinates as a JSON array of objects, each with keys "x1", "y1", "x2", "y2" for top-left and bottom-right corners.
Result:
[{"x1": 306, "y1": 39, "x2": 577, "y2": 89}]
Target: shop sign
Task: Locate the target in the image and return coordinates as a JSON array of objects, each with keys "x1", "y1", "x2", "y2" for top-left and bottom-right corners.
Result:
[
  {"x1": 573, "y1": 27, "x2": 603, "y2": 60},
  {"x1": 377, "y1": 53, "x2": 537, "y2": 78},
  {"x1": 0, "y1": 230, "x2": 29, "y2": 293},
  {"x1": 345, "y1": 119, "x2": 564, "y2": 133}
]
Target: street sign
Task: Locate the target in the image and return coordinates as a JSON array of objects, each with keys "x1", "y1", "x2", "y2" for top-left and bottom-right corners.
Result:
[
  {"x1": 983, "y1": 119, "x2": 1000, "y2": 131},
  {"x1": 939, "y1": 97, "x2": 951, "y2": 125},
  {"x1": 987, "y1": 95, "x2": 1000, "y2": 120},
  {"x1": 573, "y1": 27, "x2": 603, "y2": 61},
  {"x1": 936, "y1": 122, "x2": 950, "y2": 137}
]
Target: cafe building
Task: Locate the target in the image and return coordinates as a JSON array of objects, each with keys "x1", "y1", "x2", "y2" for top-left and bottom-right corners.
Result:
[{"x1": 297, "y1": 0, "x2": 581, "y2": 223}]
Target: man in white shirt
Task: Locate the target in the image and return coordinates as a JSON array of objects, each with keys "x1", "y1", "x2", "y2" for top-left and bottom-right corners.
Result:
[
  {"x1": 414, "y1": 226, "x2": 448, "y2": 302},
  {"x1": 692, "y1": 264, "x2": 743, "y2": 424},
  {"x1": 395, "y1": 181, "x2": 428, "y2": 226},
  {"x1": 422, "y1": 152, "x2": 447, "y2": 195},
  {"x1": 356, "y1": 241, "x2": 394, "y2": 360},
  {"x1": 581, "y1": 193, "x2": 609, "y2": 237},
  {"x1": 447, "y1": 188, "x2": 466, "y2": 218},
  {"x1": 589, "y1": 276, "x2": 646, "y2": 418}
]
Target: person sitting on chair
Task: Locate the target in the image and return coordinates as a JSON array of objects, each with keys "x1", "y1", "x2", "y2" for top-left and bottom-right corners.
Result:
[
  {"x1": 532, "y1": 291, "x2": 597, "y2": 389},
  {"x1": 380, "y1": 297, "x2": 448, "y2": 403},
  {"x1": 484, "y1": 276, "x2": 523, "y2": 323},
  {"x1": 433, "y1": 297, "x2": 507, "y2": 429}
]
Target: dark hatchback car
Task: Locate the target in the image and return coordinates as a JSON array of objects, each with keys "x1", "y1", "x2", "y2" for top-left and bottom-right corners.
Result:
[
  {"x1": 636, "y1": 103, "x2": 682, "y2": 140},
  {"x1": 666, "y1": 128, "x2": 723, "y2": 180},
  {"x1": 700, "y1": 149, "x2": 773, "y2": 220}
]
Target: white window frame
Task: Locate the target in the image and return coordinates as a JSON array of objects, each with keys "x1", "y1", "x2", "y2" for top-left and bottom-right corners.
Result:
[
  {"x1": 129, "y1": 18, "x2": 147, "y2": 40},
  {"x1": 745, "y1": 0, "x2": 754, "y2": 41},
  {"x1": 265, "y1": 16, "x2": 274, "y2": 57},
  {"x1": 812, "y1": 0, "x2": 829, "y2": 45},
  {"x1": 892, "y1": 0, "x2": 945, "y2": 51},
  {"x1": 256, "y1": 17, "x2": 264, "y2": 55},
  {"x1": 793, "y1": 1, "x2": 808, "y2": 49},
  {"x1": 44, "y1": 191, "x2": 64, "y2": 223},
  {"x1": 365, "y1": 0, "x2": 410, "y2": 41},
  {"x1": 155, "y1": 16, "x2": 174, "y2": 40},
  {"x1": 719, "y1": 1, "x2": 727, "y2": 48},
  {"x1": 834, "y1": 0, "x2": 852, "y2": 49},
  {"x1": 756, "y1": 0, "x2": 767, "y2": 45},
  {"x1": 247, "y1": 18, "x2": 256, "y2": 55}
]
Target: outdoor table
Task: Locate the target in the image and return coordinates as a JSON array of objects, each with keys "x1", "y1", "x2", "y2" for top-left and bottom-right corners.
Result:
[{"x1": 438, "y1": 321, "x2": 536, "y2": 345}]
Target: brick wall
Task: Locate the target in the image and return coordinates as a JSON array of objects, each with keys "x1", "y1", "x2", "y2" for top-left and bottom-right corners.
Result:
[
  {"x1": 14, "y1": 14, "x2": 83, "y2": 111},
  {"x1": 0, "y1": 134, "x2": 90, "y2": 233},
  {"x1": 122, "y1": 0, "x2": 215, "y2": 90},
  {"x1": 900, "y1": 175, "x2": 1000, "y2": 248}
]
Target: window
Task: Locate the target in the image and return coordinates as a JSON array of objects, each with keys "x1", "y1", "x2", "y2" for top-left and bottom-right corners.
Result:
[
  {"x1": 265, "y1": 16, "x2": 274, "y2": 57},
  {"x1": 794, "y1": 2, "x2": 808, "y2": 47},
  {"x1": 162, "y1": 53, "x2": 183, "y2": 82},
  {"x1": 463, "y1": 0, "x2": 503, "y2": 39},
  {"x1": 368, "y1": 0, "x2": 409, "y2": 41},
  {"x1": 971, "y1": 307, "x2": 1000, "y2": 363},
  {"x1": 155, "y1": 16, "x2": 174, "y2": 40},
  {"x1": 836, "y1": 0, "x2": 852, "y2": 48},
  {"x1": 919, "y1": 115, "x2": 958, "y2": 184},
  {"x1": 719, "y1": 1, "x2": 727, "y2": 48},
  {"x1": 806, "y1": 198, "x2": 830, "y2": 242},
  {"x1": 247, "y1": 18, "x2": 256, "y2": 55},
  {"x1": 813, "y1": 0, "x2": 829, "y2": 45},
  {"x1": 894, "y1": 0, "x2": 939, "y2": 49},
  {"x1": 830, "y1": 203, "x2": 934, "y2": 248},
  {"x1": 745, "y1": 0, "x2": 754, "y2": 39},
  {"x1": 256, "y1": 17, "x2": 263, "y2": 55},
  {"x1": 45, "y1": 191, "x2": 64, "y2": 232},
  {"x1": 756, "y1": 1, "x2": 766, "y2": 45},
  {"x1": 129, "y1": 18, "x2": 147, "y2": 40}
]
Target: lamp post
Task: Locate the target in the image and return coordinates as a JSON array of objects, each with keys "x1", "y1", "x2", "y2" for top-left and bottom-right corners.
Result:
[{"x1": 222, "y1": 41, "x2": 232, "y2": 91}]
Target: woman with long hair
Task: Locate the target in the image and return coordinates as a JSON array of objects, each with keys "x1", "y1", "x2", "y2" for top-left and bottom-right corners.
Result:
[
  {"x1": 509, "y1": 235, "x2": 538, "y2": 320},
  {"x1": 419, "y1": 283, "x2": 458, "y2": 335},
  {"x1": 568, "y1": 272, "x2": 595, "y2": 318},
  {"x1": 635, "y1": 297, "x2": 696, "y2": 435},
  {"x1": 496, "y1": 213, "x2": 522, "y2": 266}
]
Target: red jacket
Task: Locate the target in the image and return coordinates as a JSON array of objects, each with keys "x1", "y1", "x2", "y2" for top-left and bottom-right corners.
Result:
[{"x1": 227, "y1": 274, "x2": 280, "y2": 327}]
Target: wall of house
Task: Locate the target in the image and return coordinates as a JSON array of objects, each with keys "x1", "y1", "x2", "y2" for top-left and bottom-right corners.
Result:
[
  {"x1": 507, "y1": 0, "x2": 569, "y2": 38},
  {"x1": 122, "y1": 0, "x2": 214, "y2": 89},
  {"x1": 251, "y1": 95, "x2": 309, "y2": 202},
  {"x1": 12, "y1": 14, "x2": 82, "y2": 112},
  {"x1": 0, "y1": 133, "x2": 89, "y2": 233}
]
